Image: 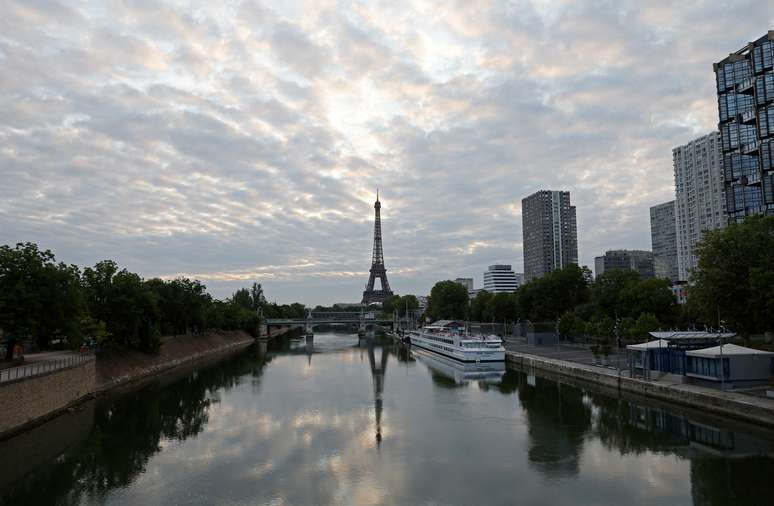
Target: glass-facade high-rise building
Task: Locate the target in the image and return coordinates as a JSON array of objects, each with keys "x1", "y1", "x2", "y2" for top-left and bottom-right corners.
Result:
[
  {"x1": 522, "y1": 190, "x2": 578, "y2": 282},
  {"x1": 673, "y1": 132, "x2": 727, "y2": 282},
  {"x1": 714, "y1": 31, "x2": 774, "y2": 221},
  {"x1": 649, "y1": 200, "x2": 679, "y2": 282}
]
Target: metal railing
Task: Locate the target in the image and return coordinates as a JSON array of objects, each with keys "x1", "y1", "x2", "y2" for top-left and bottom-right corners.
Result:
[{"x1": 0, "y1": 353, "x2": 95, "y2": 384}]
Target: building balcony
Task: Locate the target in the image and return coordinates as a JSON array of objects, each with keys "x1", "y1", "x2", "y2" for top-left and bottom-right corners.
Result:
[
  {"x1": 736, "y1": 77, "x2": 756, "y2": 94},
  {"x1": 740, "y1": 110, "x2": 757, "y2": 124},
  {"x1": 742, "y1": 174, "x2": 762, "y2": 185},
  {"x1": 742, "y1": 141, "x2": 760, "y2": 155}
]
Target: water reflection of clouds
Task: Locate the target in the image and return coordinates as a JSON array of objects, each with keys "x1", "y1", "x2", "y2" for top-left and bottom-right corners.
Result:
[
  {"x1": 47, "y1": 340, "x2": 774, "y2": 506},
  {"x1": 579, "y1": 439, "x2": 691, "y2": 504},
  {"x1": 112, "y1": 350, "x2": 401, "y2": 505}
]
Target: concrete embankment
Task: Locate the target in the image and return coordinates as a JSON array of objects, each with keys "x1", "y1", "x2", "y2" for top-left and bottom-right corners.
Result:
[
  {"x1": 96, "y1": 331, "x2": 255, "y2": 392},
  {"x1": 0, "y1": 331, "x2": 255, "y2": 439},
  {"x1": 506, "y1": 350, "x2": 774, "y2": 428},
  {"x1": 0, "y1": 358, "x2": 96, "y2": 438}
]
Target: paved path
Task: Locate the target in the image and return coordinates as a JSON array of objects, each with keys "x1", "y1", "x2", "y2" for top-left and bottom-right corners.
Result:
[
  {"x1": 503, "y1": 337, "x2": 626, "y2": 370},
  {"x1": 0, "y1": 351, "x2": 93, "y2": 383}
]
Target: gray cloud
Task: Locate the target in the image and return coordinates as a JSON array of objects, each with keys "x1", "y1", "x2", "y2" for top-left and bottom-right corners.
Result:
[{"x1": 1, "y1": 0, "x2": 773, "y2": 304}]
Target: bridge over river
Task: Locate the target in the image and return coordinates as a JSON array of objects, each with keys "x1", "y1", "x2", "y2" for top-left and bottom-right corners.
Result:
[{"x1": 264, "y1": 311, "x2": 394, "y2": 336}]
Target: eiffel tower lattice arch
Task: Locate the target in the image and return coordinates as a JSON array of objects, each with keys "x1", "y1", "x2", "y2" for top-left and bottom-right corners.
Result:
[{"x1": 362, "y1": 190, "x2": 393, "y2": 305}]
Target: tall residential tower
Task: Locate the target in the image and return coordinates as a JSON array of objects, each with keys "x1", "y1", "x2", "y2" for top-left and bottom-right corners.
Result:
[
  {"x1": 673, "y1": 132, "x2": 727, "y2": 281},
  {"x1": 522, "y1": 190, "x2": 578, "y2": 282},
  {"x1": 714, "y1": 31, "x2": 774, "y2": 221},
  {"x1": 650, "y1": 200, "x2": 679, "y2": 281}
]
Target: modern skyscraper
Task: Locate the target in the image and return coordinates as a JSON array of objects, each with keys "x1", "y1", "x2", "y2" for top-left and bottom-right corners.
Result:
[
  {"x1": 483, "y1": 265, "x2": 520, "y2": 293},
  {"x1": 522, "y1": 190, "x2": 578, "y2": 282},
  {"x1": 594, "y1": 250, "x2": 655, "y2": 280},
  {"x1": 714, "y1": 31, "x2": 774, "y2": 222},
  {"x1": 673, "y1": 132, "x2": 727, "y2": 281},
  {"x1": 650, "y1": 200, "x2": 679, "y2": 281}
]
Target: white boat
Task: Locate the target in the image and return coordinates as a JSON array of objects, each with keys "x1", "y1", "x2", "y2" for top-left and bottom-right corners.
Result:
[{"x1": 407, "y1": 321, "x2": 505, "y2": 363}]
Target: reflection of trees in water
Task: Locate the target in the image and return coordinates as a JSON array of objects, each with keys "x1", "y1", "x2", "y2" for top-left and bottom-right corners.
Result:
[
  {"x1": 587, "y1": 392, "x2": 690, "y2": 456},
  {"x1": 517, "y1": 374, "x2": 591, "y2": 478},
  {"x1": 389, "y1": 342, "x2": 415, "y2": 364},
  {"x1": 0, "y1": 346, "x2": 268, "y2": 506},
  {"x1": 690, "y1": 457, "x2": 774, "y2": 506},
  {"x1": 509, "y1": 369, "x2": 774, "y2": 504}
]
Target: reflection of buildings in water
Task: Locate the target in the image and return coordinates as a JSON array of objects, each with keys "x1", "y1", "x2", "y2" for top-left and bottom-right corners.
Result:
[
  {"x1": 412, "y1": 349, "x2": 505, "y2": 386},
  {"x1": 517, "y1": 375, "x2": 591, "y2": 478},
  {"x1": 367, "y1": 339, "x2": 389, "y2": 447},
  {"x1": 622, "y1": 401, "x2": 774, "y2": 505},
  {"x1": 627, "y1": 403, "x2": 774, "y2": 459}
]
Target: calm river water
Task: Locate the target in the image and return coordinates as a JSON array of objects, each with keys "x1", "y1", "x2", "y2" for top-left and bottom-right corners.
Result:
[{"x1": 2, "y1": 332, "x2": 774, "y2": 505}]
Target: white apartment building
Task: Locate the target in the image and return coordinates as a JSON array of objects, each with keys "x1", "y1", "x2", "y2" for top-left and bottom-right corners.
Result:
[
  {"x1": 483, "y1": 265, "x2": 520, "y2": 293},
  {"x1": 673, "y1": 132, "x2": 727, "y2": 281}
]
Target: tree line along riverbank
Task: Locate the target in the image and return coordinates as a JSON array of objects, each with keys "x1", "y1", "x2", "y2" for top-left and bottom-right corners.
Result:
[{"x1": 0, "y1": 242, "x2": 305, "y2": 359}]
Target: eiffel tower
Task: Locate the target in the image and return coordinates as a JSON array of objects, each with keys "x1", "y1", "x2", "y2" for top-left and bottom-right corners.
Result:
[{"x1": 362, "y1": 190, "x2": 393, "y2": 305}]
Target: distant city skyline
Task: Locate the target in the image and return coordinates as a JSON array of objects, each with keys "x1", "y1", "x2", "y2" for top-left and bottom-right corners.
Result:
[{"x1": 1, "y1": 2, "x2": 772, "y2": 305}]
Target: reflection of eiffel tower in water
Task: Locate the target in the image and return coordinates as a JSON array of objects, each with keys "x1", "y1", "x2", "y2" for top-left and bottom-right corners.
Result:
[{"x1": 367, "y1": 339, "x2": 389, "y2": 446}]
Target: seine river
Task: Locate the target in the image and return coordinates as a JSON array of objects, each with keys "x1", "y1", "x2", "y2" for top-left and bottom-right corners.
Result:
[{"x1": 2, "y1": 332, "x2": 774, "y2": 505}]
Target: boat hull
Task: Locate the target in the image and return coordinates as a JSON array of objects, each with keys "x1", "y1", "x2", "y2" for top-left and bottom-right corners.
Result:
[{"x1": 410, "y1": 336, "x2": 505, "y2": 363}]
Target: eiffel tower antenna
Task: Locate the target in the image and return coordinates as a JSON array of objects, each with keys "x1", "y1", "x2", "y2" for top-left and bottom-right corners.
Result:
[{"x1": 362, "y1": 190, "x2": 393, "y2": 305}]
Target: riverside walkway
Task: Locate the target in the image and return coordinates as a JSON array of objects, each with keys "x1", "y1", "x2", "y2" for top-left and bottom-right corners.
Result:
[
  {"x1": 503, "y1": 336, "x2": 625, "y2": 369},
  {"x1": 504, "y1": 342, "x2": 774, "y2": 428},
  {"x1": 0, "y1": 351, "x2": 93, "y2": 383}
]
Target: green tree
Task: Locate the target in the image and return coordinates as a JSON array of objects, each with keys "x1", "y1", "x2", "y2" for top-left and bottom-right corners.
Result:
[
  {"x1": 690, "y1": 215, "x2": 774, "y2": 335},
  {"x1": 621, "y1": 277, "x2": 676, "y2": 323},
  {"x1": 470, "y1": 290, "x2": 493, "y2": 322},
  {"x1": 429, "y1": 280, "x2": 469, "y2": 320},
  {"x1": 629, "y1": 313, "x2": 660, "y2": 340},
  {"x1": 518, "y1": 264, "x2": 591, "y2": 321},
  {"x1": 588, "y1": 315, "x2": 615, "y2": 359},
  {"x1": 382, "y1": 295, "x2": 401, "y2": 315},
  {"x1": 0, "y1": 243, "x2": 85, "y2": 357},
  {"x1": 396, "y1": 295, "x2": 419, "y2": 317},
  {"x1": 250, "y1": 282, "x2": 265, "y2": 312},
  {"x1": 488, "y1": 292, "x2": 518, "y2": 322},
  {"x1": 557, "y1": 310, "x2": 578, "y2": 340},
  {"x1": 591, "y1": 269, "x2": 676, "y2": 323},
  {"x1": 590, "y1": 269, "x2": 640, "y2": 319}
]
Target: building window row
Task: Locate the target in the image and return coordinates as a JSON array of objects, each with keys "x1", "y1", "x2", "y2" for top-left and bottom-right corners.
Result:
[
  {"x1": 755, "y1": 73, "x2": 774, "y2": 105},
  {"x1": 718, "y1": 92, "x2": 755, "y2": 121},
  {"x1": 724, "y1": 152, "x2": 760, "y2": 181},
  {"x1": 717, "y1": 59, "x2": 752, "y2": 92},
  {"x1": 758, "y1": 104, "x2": 774, "y2": 138},
  {"x1": 752, "y1": 40, "x2": 774, "y2": 74},
  {"x1": 720, "y1": 122, "x2": 758, "y2": 151}
]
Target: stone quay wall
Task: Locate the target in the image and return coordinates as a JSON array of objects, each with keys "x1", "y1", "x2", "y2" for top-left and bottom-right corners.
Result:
[
  {"x1": 506, "y1": 351, "x2": 774, "y2": 428},
  {"x1": 0, "y1": 359, "x2": 96, "y2": 437},
  {"x1": 0, "y1": 331, "x2": 256, "y2": 439}
]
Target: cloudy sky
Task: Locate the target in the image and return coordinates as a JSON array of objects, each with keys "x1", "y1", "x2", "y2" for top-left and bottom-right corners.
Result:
[{"x1": 1, "y1": 1, "x2": 772, "y2": 305}]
